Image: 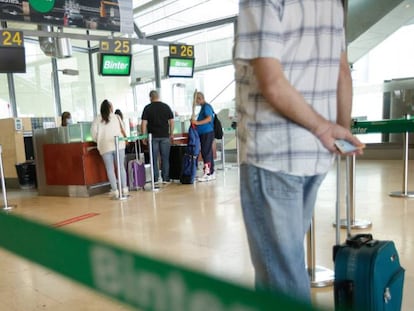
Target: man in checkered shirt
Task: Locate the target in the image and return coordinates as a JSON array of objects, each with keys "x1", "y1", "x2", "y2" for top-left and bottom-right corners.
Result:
[{"x1": 233, "y1": 0, "x2": 363, "y2": 303}]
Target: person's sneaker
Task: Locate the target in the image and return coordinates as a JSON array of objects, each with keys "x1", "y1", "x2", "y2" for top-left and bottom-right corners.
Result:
[
  {"x1": 198, "y1": 173, "x2": 216, "y2": 182},
  {"x1": 109, "y1": 189, "x2": 119, "y2": 199},
  {"x1": 162, "y1": 180, "x2": 171, "y2": 185},
  {"x1": 122, "y1": 187, "x2": 129, "y2": 195},
  {"x1": 197, "y1": 173, "x2": 210, "y2": 182}
]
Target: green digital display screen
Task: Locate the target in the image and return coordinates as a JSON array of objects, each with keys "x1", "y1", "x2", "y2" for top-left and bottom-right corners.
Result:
[
  {"x1": 99, "y1": 53, "x2": 132, "y2": 76},
  {"x1": 167, "y1": 57, "x2": 195, "y2": 78}
]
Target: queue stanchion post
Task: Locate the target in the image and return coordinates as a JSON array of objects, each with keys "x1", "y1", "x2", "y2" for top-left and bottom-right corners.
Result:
[
  {"x1": 333, "y1": 155, "x2": 372, "y2": 229},
  {"x1": 221, "y1": 133, "x2": 225, "y2": 170},
  {"x1": 236, "y1": 127, "x2": 240, "y2": 168},
  {"x1": 335, "y1": 154, "x2": 341, "y2": 245},
  {"x1": 114, "y1": 136, "x2": 128, "y2": 201},
  {"x1": 306, "y1": 214, "x2": 334, "y2": 287},
  {"x1": 390, "y1": 117, "x2": 414, "y2": 197},
  {"x1": 216, "y1": 131, "x2": 226, "y2": 171},
  {"x1": 148, "y1": 133, "x2": 159, "y2": 192},
  {"x1": 0, "y1": 145, "x2": 16, "y2": 211}
]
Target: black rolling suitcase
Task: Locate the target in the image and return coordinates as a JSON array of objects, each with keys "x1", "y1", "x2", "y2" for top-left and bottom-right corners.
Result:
[
  {"x1": 180, "y1": 124, "x2": 200, "y2": 184},
  {"x1": 333, "y1": 156, "x2": 405, "y2": 311},
  {"x1": 169, "y1": 144, "x2": 186, "y2": 181},
  {"x1": 180, "y1": 153, "x2": 197, "y2": 184}
]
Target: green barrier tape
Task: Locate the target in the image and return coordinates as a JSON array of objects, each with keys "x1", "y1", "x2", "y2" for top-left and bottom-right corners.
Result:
[
  {"x1": 352, "y1": 118, "x2": 414, "y2": 134},
  {"x1": 0, "y1": 212, "x2": 325, "y2": 311},
  {"x1": 119, "y1": 134, "x2": 148, "y2": 142}
]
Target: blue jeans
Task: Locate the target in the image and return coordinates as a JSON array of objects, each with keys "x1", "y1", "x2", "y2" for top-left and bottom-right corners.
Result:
[
  {"x1": 151, "y1": 137, "x2": 171, "y2": 182},
  {"x1": 102, "y1": 149, "x2": 127, "y2": 191},
  {"x1": 239, "y1": 164, "x2": 326, "y2": 303}
]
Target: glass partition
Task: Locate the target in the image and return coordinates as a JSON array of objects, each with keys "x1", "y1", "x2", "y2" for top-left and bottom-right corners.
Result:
[
  {"x1": 352, "y1": 24, "x2": 414, "y2": 143},
  {"x1": 33, "y1": 122, "x2": 93, "y2": 144},
  {"x1": 0, "y1": 74, "x2": 12, "y2": 118}
]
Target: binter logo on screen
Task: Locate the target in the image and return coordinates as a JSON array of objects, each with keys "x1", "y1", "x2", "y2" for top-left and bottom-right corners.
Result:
[
  {"x1": 29, "y1": 0, "x2": 55, "y2": 13},
  {"x1": 103, "y1": 60, "x2": 128, "y2": 70},
  {"x1": 100, "y1": 54, "x2": 131, "y2": 76}
]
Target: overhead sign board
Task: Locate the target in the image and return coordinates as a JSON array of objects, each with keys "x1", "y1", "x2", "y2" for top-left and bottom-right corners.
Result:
[
  {"x1": 99, "y1": 39, "x2": 131, "y2": 54},
  {"x1": 167, "y1": 44, "x2": 195, "y2": 78},
  {"x1": 0, "y1": 30, "x2": 26, "y2": 73},
  {"x1": 0, "y1": 0, "x2": 133, "y2": 33},
  {"x1": 0, "y1": 30, "x2": 24, "y2": 47},
  {"x1": 169, "y1": 44, "x2": 194, "y2": 58}
]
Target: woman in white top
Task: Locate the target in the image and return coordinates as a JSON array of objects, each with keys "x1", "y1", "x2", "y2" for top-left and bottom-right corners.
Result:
[{"x1": 91, "y1": 99, "x2": 128, "y2": 198}]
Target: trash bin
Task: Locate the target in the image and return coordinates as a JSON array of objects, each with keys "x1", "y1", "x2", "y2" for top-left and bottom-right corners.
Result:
[{"x1": 15, "y1": 161, "x2": 36, "y2": 189}]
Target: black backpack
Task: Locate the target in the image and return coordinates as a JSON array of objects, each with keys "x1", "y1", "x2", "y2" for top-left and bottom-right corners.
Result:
[{"x1": 213, "y1": 113, "x2": 223, "y2": 139}]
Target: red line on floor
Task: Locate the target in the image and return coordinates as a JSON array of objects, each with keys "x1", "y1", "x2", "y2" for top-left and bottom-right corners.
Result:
[{"x1": 52, "y1": 213, "x2": 100, "y2": 228}]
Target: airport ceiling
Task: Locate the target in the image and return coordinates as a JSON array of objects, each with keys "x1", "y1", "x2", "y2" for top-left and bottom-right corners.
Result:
[
  {"x1": 133, "y1": 0, "x2": 414, "y2": 63},
  {"x1": 1, "y1": 0, "x2": 414, "y2": 62},
  {"x1": 133, "y1": 0, "x2": 238, "y2": 37}
]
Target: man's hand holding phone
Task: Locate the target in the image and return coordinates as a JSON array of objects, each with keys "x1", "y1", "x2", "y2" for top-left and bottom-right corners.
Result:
[{"x1": 334, "y1": 139, "x2": 365, "y2": 154}]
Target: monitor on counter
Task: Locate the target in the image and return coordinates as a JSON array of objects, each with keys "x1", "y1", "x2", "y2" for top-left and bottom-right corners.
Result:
[
  {"x1": 167, "y1": 57, "x2": 195, "y2": 78},
  {"x1": 98, "y1": 53, "x2": 132, "y2": 76}
]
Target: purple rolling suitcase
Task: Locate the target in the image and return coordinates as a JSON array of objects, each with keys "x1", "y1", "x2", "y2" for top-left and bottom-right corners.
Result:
[{"x1": 127, "y1": 140, "x2": 146, "y2": 190}]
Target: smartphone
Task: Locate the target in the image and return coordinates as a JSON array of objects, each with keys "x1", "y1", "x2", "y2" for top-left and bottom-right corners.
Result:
[{"x1": 334, "y1": 139, "x2": 363, "y2": 154}]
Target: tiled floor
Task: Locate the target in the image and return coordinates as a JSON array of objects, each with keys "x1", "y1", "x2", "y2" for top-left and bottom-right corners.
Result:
[{"x1": 0, "y1": 159, "x2": 412, "y2": 310}]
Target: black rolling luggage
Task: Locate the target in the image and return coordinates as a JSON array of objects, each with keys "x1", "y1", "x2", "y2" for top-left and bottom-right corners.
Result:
[
  {"x1": 180, "y1": 125, "x2": 200, "y2": 184},
  {"x1": 169, "y1": 144, "x2": 186, "y2": 181},
  {"x1": 333, "y1": 156, "x2": 405, "y2": 311}
]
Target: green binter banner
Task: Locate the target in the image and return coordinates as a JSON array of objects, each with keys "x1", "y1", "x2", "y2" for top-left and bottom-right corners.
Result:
[
  {"x1": 0, "y1": 212, "x2": 325, "y2": 311},
  {"x1": 352, "y1": 117, "x2": 414, "y2": 134}
]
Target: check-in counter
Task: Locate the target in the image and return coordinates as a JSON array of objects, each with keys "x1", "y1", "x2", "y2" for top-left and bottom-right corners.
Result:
[{"x1": 33, "y1": 122, "x2": 110, "y2": 197}]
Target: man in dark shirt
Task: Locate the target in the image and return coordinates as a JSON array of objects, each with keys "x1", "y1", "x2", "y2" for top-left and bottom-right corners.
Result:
[{"x1": 141, "y1": 90, "x2": 175, "y2": 184}]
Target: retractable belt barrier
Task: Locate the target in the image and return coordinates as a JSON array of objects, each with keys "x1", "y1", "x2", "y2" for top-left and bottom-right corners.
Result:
[
  {"x1": 0, "y1": 212, "x2": 322, "y2": 311},
  {"x1": 351, "y1": 117, "x2": 414, "y2": 134},
  {"x1": 352, "y1": 116, "x2": 414, "y2": 198}
]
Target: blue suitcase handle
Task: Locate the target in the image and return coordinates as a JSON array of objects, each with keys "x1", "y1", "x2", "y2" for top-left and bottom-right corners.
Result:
[{"x1": 346, "y1": 234, "x2": 373, "y2": 248}]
